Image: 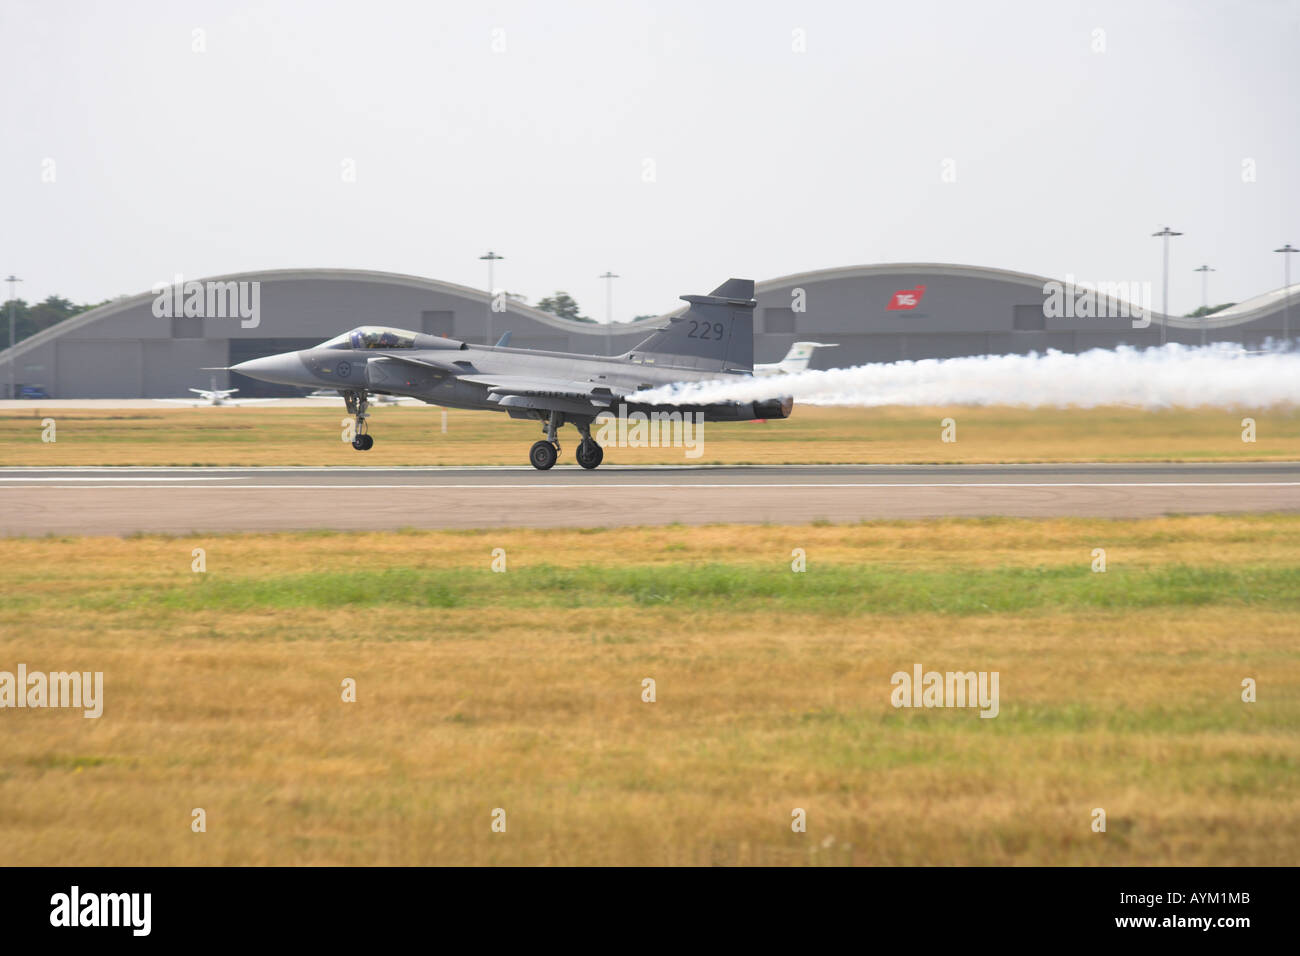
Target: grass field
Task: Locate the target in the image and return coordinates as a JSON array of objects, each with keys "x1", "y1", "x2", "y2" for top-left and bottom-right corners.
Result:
[
  {"x1": 2, "y1": 403, "x2": 1299, "y2": 466},
  {"x1": 1, "y1": 515, "x2": 1297, "y2": 865}
]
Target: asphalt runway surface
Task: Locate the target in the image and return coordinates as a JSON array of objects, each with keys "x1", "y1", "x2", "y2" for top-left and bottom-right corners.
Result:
[{"x1": 3, "y1": 462, "x2": 1298, "y2": 535}]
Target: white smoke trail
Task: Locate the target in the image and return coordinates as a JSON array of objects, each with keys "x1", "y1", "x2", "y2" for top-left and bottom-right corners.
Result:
[{"x1": 629, "y1": 344, "x2": 1300, "y2": 409}]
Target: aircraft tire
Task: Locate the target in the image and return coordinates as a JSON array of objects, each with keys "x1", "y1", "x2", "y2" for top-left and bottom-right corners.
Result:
[
  {"x1": 529, "y1": 440, "x2": 558, "y2": 470},
  {"x1": 576, "y1": 439, "x2": 603, "y2": 470}
]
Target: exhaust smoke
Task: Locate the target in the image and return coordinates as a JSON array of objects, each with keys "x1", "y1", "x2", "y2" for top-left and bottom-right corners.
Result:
[{"x1": 629, "y1": 344, "x2": 1300, "y2": 410}]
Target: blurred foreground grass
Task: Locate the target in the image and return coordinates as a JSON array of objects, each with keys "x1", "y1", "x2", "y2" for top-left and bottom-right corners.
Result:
[
  {"x1": 2, "y1": 403, "x2": 1298, "y2": 465},
  {"x1": 0, "y1": 514, "x2": 1297, "y2": 865}
]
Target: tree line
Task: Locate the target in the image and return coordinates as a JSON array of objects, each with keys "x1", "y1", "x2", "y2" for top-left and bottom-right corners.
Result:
[
  {"x1": 0, "y1": 290, "x2": 653, "y2": 350},
  {"x1": 1, "y1": 296, "x2": 110, "y2": 348}
]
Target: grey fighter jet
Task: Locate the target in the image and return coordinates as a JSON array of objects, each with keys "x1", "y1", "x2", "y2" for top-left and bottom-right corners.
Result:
[{"x1": 229, "y1": 277, "x2": 792, "y2": 469}]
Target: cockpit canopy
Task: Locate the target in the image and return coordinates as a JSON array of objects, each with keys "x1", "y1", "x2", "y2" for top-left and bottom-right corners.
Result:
[{"x1": 321, "y1": 326, "x2": 418, "y2": 350}]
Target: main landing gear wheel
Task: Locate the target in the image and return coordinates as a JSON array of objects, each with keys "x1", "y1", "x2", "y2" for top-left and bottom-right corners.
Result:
[
  {"x1": 529, "y1": 440, "x2": 558, "y2": 470},
  {"x1": 352, "y1": 434, "x2": 374, "y2": 451},
  {"x1": 576, "y1": 438, "x2": 603, "y2": 470}
]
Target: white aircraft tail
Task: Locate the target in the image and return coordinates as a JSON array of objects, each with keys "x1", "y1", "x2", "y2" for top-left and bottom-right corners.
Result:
[{"x1": 769, "y1": 341, "x2": 838, "y2": 375}]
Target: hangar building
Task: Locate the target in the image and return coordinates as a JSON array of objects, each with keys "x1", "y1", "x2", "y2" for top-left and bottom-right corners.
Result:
[{"x1": 0, "y1": 264, "x2": 1294, "y2": 398}]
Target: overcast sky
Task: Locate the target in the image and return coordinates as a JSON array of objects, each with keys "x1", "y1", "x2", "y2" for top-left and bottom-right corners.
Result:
[{"x1": 3, "y1": 0, "x2": 1297, "y2": 320}]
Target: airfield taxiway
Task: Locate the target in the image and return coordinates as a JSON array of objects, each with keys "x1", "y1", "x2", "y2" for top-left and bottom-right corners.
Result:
[{"x1": 3, "y1": 462, "x2": 1298, "y2": 535}]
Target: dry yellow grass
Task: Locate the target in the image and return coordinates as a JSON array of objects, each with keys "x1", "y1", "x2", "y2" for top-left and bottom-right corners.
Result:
[
  {"x1": 1, "y1": 516, "x2": 1297, "y2": 865},
  {"x1": 2, "y1": 403, "x2": 1298, "y2": 466}
]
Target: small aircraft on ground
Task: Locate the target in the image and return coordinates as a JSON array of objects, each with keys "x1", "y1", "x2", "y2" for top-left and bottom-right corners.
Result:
[{"x1": 156, "y1": 376, "x2": 280, "y2": 406}]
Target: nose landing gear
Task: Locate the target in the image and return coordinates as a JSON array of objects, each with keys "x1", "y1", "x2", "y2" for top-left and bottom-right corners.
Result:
[{"x1": 344, "y1": 390, "x2": 374, "y2": 451}]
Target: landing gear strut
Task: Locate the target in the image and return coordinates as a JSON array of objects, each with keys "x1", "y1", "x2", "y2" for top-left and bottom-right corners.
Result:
[
  {"x1": 344, "y1": 390, "x2": 374, "y2": 451},
  {"x1": 575, "y1": 420, "x2": 603, "y2": 470},
  {"x1": 526, "y1": 411, "x2": 604, "y2": 470},
  {"x1": 528, "y1": 411, "x2": 562, "y2": 470}
]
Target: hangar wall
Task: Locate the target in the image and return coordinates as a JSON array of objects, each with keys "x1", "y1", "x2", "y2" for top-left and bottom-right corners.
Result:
[
  {"x1": 1, "y1": 265, "x2": 1294, "y2": 398},
  {"x1": 749, "y1": 265, "x2": 1294, "y2": 369},
  {"x1": 0, "y1": 270, "x2": 656, "y2": 398}
]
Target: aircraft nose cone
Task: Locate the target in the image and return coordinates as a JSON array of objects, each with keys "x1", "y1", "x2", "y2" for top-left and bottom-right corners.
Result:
[{"x1": 231, "y1": 352, "x2": 310, "y2": 386}]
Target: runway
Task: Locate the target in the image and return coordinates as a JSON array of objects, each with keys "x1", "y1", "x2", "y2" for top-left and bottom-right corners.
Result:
[{"x1": 3, "y1": 462, "x2": 1298, "y2": 535}]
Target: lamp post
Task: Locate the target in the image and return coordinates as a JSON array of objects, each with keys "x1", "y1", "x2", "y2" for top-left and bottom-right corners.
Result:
[
  {"x1": 479, "y1": 250, "x2": 504, "y2": 346},
  {"x1": 4, "y1": 275, "x2": 20, "y2": 399},
  {"x1": 1193, "y1": 264, "x2": 1214, "y2": 346},
  {"x1": 599, "y1": 271, "x2": 619, "y2": 355},
  {"x1": 1275, "y1": 244, "x2": 1297, "y2": 345},
  {"x1": 1151, "y1": 226, "x2": 1182, "y2": 346}
]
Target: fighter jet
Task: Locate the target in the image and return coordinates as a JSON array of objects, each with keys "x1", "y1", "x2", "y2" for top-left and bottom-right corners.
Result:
[
  {"x1": 156, "y1": 375, "x2": 279, "y2": 406},
  {"x1": 229, "y1": 277, "x2": 792, "y2": 469},
  {"x1": 754, "y1": 341, "x2": 838, "y2": 377}
]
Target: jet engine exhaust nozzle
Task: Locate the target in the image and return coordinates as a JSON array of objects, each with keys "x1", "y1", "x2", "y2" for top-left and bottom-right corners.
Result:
[{"x1": 753, "y1": 396, "x2": 794, "y2": 420}]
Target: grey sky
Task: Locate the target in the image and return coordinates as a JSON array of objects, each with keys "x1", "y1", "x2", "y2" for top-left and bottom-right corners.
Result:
[{"x1": 4, "y1": 0, "x2": 1297, "y2": 320}]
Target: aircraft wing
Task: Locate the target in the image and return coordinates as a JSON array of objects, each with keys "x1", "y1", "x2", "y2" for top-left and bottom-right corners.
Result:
[{"x1": 458, "y1": 374, "x2": 634, "y2": 413}]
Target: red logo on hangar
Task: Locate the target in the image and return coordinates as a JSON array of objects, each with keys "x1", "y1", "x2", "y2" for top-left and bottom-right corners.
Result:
[{"x1": 887, "y1": 284, "x2": 926, "y2": 311}]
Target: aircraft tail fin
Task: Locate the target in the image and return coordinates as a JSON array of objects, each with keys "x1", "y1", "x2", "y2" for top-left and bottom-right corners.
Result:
[{"x1": 630, "y1": 278, "x2": 755, "y2": 371}]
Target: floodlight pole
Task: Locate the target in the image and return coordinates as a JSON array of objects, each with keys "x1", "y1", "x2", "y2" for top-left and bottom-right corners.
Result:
[
  {"x1": 1152, "y1": 226, "x2": 1182, "y2": 346},
  {"x1": 599, "y1": 271, "x2": 619, "y2": 355},
  {"x1": 479, "y1": 251, "x2": 504, "y2": 346},
  {"x1": 1193, "y1": 264, "x2": 1214, "y2": 346},
  {"x1": 4, "y1": 275, "x2": 20, "y2": 399},
  {"x1": 1275, "y1": 244, "x2": 1297, "y2": 345}
]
